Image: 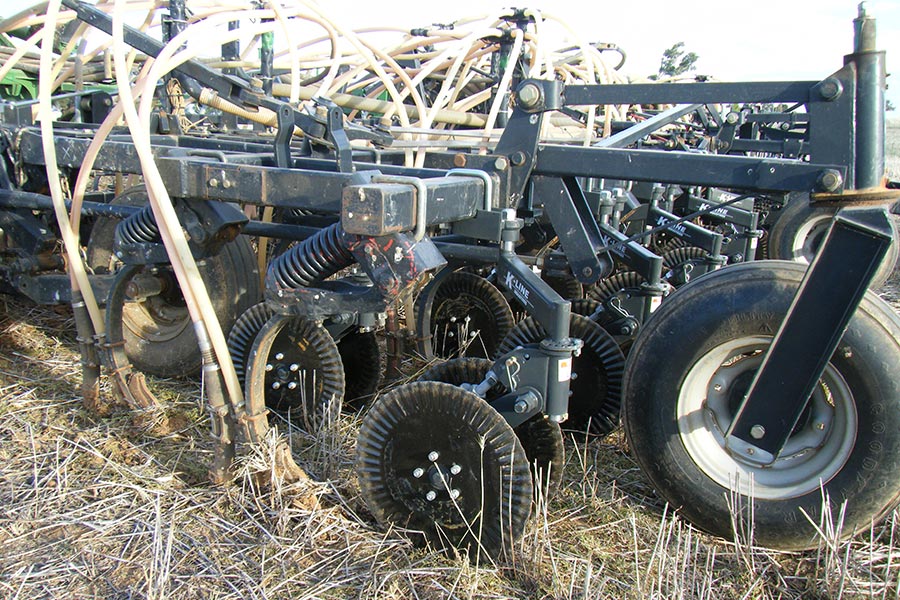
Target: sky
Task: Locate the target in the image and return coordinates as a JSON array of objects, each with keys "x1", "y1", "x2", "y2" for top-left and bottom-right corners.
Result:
[
  {"x1": 332, "y1": 0, "x2": 900, "y2": 110},
  {"x1": 1, "y1": 0, "x2": 897, "y2": 109}
]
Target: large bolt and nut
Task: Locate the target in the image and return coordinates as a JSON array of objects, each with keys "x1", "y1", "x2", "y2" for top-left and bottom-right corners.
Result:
[
  {"x1": 819, "y1": 78, "x2": 843, "y2": 101},
  {"x1": 510, "y1": 151, "x2": 527, "y2": 166},
  {"x1": 517, "y1": 82, "x2": 542, "y2": 109},
  {"x1": 817, "y1": 169, "x2": 843, "y2": 193}
]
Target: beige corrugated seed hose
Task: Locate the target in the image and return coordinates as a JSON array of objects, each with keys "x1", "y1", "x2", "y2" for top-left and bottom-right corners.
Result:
[
  {"x1": 37, "y1": 0, "x2": 105, "y2": 335},
  {"x1": 111, "y1": 1, "x2": 249, "y2": 412}
]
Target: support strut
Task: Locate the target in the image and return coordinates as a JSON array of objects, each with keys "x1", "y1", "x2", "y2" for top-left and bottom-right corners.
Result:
[{"x1": 726, "y1": 206, "x2": 895, "y2": 462}]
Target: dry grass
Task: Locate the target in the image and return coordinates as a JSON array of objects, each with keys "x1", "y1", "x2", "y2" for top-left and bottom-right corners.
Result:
[
  {"x1": 1, "y1": 287, "x2": 900, "y2": 599},
  {"x1": 886, "y1": 114, "x2": 900, "y2": 182}
]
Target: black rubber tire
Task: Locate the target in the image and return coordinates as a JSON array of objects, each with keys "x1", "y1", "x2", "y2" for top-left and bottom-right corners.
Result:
[
  {"x1": 356, "y1": 381, "x2": 533, "y2": 560},
  {"x1": 417, "y1": 270, "x2": 515, "y2": 360},
  {"x1": 497, "y1": 314, "x2": 625, "y2": 438},
  {"x1": 622, "y1": 260, "x2": 900, "y2": 550},
  {"x1": 88, "y1": 187, "x2": 260, "y2": 377},
  {"x1": 662, "y1": 246, "x2": 709, "y2": 287},
  {"x1": 570, "y1": 298, "x2": 600, "y2": 318},
  {"x1": 228, "y1": 303, "x2": 345, "y2": 427},
  {"x1": 767, "y1": 195, "x2": 899, "y2": 288},
  {"x1": 337, "y1": 330, "x2": 383, "y2": 407},
  {"x1": 543, "y1": 272, "x2": 584, "y2": 300},
  {"x1": 585, "y1": 271, "x2": 646, "y2": 304},
  {"x1": 418, "y1": 357, "x2": 566, "y2": 497}
]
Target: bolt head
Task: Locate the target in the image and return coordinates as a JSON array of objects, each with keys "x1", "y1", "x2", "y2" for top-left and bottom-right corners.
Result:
[
  {"x1": 494, "y1": 156, "x2": 509, "y2": 171},
  {"x1": 413, "y1": 468, "x2": 425, "y2": 478},
  {"x1": 817, "y1": 169, "x2": 843, "y2": 193},
  {"x1": 450, "y1": 489, "x2": 460, "y2": 500},
  {"x1": 272, "y1": 382, "x2": 281, "y2": 390},
  {"x1": 750, "y1": 424, "x2": 766, "y2": 439},
  {"x1": 265, "y1": 364, "x2": 273, "y2": 372},
  {"x1": 514, "y1": 400, "x2": 528, "y2": 414},
  {"x1": 517, "y1": 82, "x2": 542, "y2": 108},
  {"x1": 450, "y1": 464, "x2": 461, "y2": 475},
  {"x1": 425, "y1": 491, "x2": 437, "y2": 501},
  {"x1": 290, "y1": 363, "x2": 299, "y2": 371},
  {"x1": 428, "y1": 451, "x2": 440, "y2": 462},
  {"x1": 274, "y1": 352, "x2": 284, "y2": 361},
  {"x1": 819, "y1": 78, "x2": 843, "y2": 101},
  {"x1": 287, "y1": 382, "x2": 298, "y2": 390},
  {"x1": 725, "y1": 111, "x2": 740, "y2": 125}
]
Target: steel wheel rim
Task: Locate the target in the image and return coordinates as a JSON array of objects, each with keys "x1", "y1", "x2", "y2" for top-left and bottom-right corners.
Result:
[
  {"x1": 790, "y1": 214, "x2": 832, "y2": 264},
  {"x1": 677, "y1": 336, "x2": 857, "y2": 499}
]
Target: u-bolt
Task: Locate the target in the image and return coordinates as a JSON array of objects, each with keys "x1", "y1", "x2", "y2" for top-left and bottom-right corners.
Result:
[
  {"x1": 372, "y1": 175, "x2": 427, "y2": 241},
  {"x1": 447, "y1": 168, "x2": 493, "y2": 211}
]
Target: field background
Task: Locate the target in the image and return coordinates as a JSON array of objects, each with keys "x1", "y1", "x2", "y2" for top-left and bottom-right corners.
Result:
[
  {"x1": 0, "y1": 123, "x2": 899, "y2": 599},
  {"x1": 887, "y1": 113, "x2": 900, "y2": 181}
]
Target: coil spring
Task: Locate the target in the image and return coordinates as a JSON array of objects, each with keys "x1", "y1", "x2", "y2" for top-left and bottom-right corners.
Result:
[
  {"x1": 116, "y1": 205, "x2": 160, "y2": 245},
  {"x1": 269, "y1": 222, "x2": 355, "y2": 288}
]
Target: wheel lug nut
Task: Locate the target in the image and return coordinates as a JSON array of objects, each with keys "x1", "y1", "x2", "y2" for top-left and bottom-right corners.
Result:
[
  {"x1": 287, "y1": 382, "x2": 298, "y2": 390},
  {"x1": 272, "y1": 382, "x2": 281, "y2": 390},
  {"x1": 428, "y1": 451, "x2": 440, "y2": 462},
  {"x1": 450, "y1": 489, "x2": 460, "y2": 500},
  {"x1": 413, "y1": 468, "x2": 425, "y2": 478},
  {"x1": 290, "y1": 363, "x2": 299, "y2": 371},
  {"x1": 425, "y1": 491, "x2": 437, "y2": 501},
  {"x1": 450, "y1": 464, "x2": 461, "y2": 475},
  {"x1": 274, "y1": 352, "x2": 284, "y2": 360},
  {"x1": 265, "y1": 364, "x2": 273, "y2": 372}
]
